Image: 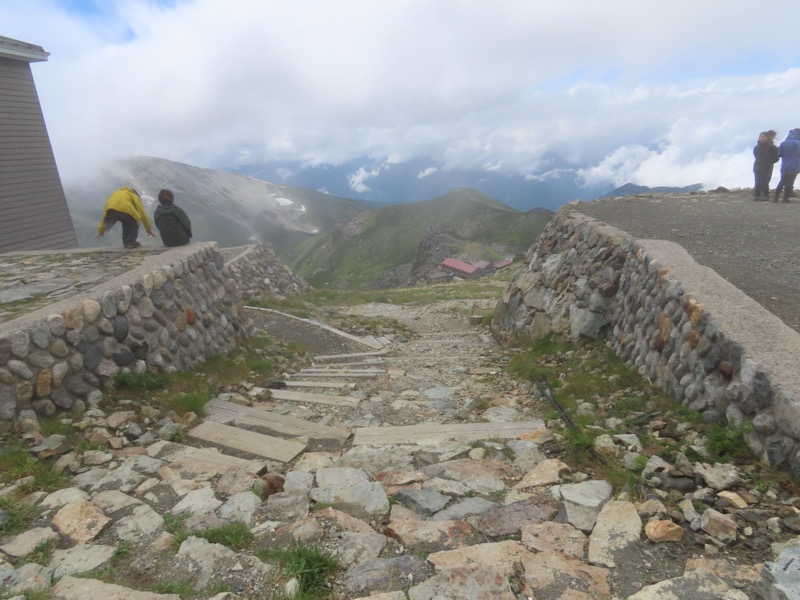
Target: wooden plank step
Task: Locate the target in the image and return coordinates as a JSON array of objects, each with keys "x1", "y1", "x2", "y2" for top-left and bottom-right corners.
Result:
[
  {"x1": 291, "y1": 372, "x2": 378, "y2": 380},
  {"x1": 285, "y1": 380, "x2": 355, "y2": 389},
  {"x1": 352, "y1": 420, "x2": 546, "y2": 446},
  {"x1": 206, "y1": 399, "x2": 351, "y2": 440},
  {"x1": 146, "y1": 440, "x2": 267, "y2": 475},
  {"x1": 269, "y1": 389, "x2": 361, "y2": 407},
  {"x1": 311, "y1": 360, "x2": 386, "y2": 367},
  {"x1": 188, "y1": 421, "x2": 306, "y2": 463},
  {"x1": 314, "y1": 349, "x2": 391, "y2": 362},
  {"x1": 300, "y1": 367, "x2": 385, "y2": 374}
]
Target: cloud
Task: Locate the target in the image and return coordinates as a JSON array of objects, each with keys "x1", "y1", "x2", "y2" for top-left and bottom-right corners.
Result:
[
  {"x1": 417, "y1": 167, "x2": 438, "y2": 179},
  {"x1": 1, "y1": 0, "x2": 799, "y2": 195},
  {"x1": 348, "y1": 166, "x2": 381, "y2": 194}
]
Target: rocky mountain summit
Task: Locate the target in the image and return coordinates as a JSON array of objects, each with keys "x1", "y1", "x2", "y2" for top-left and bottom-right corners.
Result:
[{"x1": 0, "y1": 300, "x2": 798, "y2": 599}]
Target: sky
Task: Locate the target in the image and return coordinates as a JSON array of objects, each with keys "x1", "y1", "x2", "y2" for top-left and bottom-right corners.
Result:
[{"x1": 3, "y1": 0, "x2": 800, "y2": 195}]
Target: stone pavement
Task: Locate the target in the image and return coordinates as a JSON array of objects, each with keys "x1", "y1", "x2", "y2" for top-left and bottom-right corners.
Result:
[{"x1": 0, "y1": 247, "x2": 165, "y2": 324}]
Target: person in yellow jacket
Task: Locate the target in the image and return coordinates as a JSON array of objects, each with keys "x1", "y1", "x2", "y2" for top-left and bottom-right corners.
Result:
[{"x1": 96, "y1": 188, "x2": 155, "y2": 248}]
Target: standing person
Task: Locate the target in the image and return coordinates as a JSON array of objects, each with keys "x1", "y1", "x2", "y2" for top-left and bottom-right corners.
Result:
[
  {"x1": 753, "y1": 130, "x2": 779, "y2": 200},
  {"x1": 774, "y1": 128, "x2": 800, "y2": 203},
  {"x1": 96, "y1": 187, "x2": 155, "y2": 248},
  {"x1": 153, "y1": 189, "x2": 192, "y2": 247}
]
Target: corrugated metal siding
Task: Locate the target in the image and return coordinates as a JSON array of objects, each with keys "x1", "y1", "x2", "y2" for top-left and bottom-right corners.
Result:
[{"x1": 0, "y1": 56, "x2": 77, "y2": 253}]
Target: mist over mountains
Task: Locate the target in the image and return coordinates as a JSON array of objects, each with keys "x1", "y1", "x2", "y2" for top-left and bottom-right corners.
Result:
[
  {"x1": 65, "y1": 157, "x2": 368, "y2": 249},
  {"x1": 232, "y1": 156, "x2": 612, "y2": 211}
]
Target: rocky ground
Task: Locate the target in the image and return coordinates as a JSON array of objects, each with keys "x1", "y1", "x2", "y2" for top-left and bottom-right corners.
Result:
[{"x1": 1, "y1": 300, "x2": 799, "y2": 599}]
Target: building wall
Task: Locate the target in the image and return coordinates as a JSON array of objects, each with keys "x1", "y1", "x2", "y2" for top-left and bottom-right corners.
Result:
[{"x1": 0, "y1": 56, "x2": 77, "y2": 253}]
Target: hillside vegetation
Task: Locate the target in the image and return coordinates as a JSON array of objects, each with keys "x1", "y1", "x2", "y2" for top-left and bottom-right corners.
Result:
[{"x1": 286, "y1": 188, "x2": 552, "y2": 289}]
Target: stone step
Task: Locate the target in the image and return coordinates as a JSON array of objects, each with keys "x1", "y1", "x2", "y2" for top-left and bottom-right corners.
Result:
[
  {"x1": 146, "y1": 440, "x2": 268, "y2": 475},
  {"x1": 269, "y1": 388, "x2": 362, "y2": 407},
  {"x1": 352, "y1": 419, "x2": 547, "y2": 446},
  {"x1": 205, "y1": 398, "x2": 351, "y2": 440},
  {"x1": 187, "y1": 421, "x2": 306, "y2": 463}
]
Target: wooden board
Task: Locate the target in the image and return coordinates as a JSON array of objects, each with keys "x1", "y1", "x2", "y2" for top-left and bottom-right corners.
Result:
[
  {"x1": 352, "y1": 420, "x2": 546, "y2": 446},
  {"x1": 285, "y1": 380, "x2": 354, "y2": 389},
  {"x1": 301, "y1": 367, "x2": 385, "y2": 374},
  {"x1": 314, "y1": 349, "x2": 391, "y2": 362},
  {"x1": 292, "y1": 372, "x2": 378, "y2": 380},
  {"x1": 206, "y1": 398, "x2": 351, "y2": 440},
  {"x1": 187, "y1": 421, "x2": 306, "y2": 463},
  {"x1": 146, "y1": 440, "x2": 267, "y2": 474},
  {"x1": 311, "y1": 360, "x2": 386, "y2": 367},
  {"x1": 269, "y1": 388, "x2": 361, "y2": 407}
]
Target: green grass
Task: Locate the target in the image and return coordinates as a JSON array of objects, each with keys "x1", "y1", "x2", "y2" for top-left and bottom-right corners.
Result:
[
  {"x1": 19, "y1": 539, "x2": 54, "y2": 566},
  {"x1": 261, "y1": 544, "x2": 339, "y2": 598},
  {"x1": 114, "y1": 371, "x2": 170, "y2": 391},
  {"x1": 163, "y1": 391, "x2": 211, "y2": 417},
  {"x1": 193, "y1": 521, "x2": 253, "y2": 551},
  {"x1": 0, "y1": 496, "x2": 38, "y2": 535},
  {"x1": 0, "y1": 439, "x2": 69, "y2": 495},
  {"x1": 706, "y1": 423, "x2": 753, "y2": 462}
]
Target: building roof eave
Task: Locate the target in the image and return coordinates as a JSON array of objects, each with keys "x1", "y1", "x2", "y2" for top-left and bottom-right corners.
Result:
[{"x1": 0, "y1": 35, "x2": 50, "y2": 63}]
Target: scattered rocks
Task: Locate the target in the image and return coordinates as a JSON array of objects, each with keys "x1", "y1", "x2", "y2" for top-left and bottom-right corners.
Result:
[{"x1": 0, "y1": 299, "x2": 797, "y2": 600}]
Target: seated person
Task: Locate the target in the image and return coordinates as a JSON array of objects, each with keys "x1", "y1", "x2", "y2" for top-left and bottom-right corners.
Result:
[{"x1": 153, "y1": 189, "x2": 192, "y2": 247}]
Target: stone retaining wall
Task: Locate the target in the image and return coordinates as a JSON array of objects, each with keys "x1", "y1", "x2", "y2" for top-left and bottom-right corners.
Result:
[
  {"x1": 493, "y1": 207, "x2": 800, "y2": 478},
  {"x1": 221, "y1": 244, "x2": 308, "y2": 301},
  {"x1": 0, "y1": 243, "x2": 252, "y2": 430}
]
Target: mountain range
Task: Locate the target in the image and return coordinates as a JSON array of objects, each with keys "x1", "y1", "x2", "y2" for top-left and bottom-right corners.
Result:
[
  {"x1": 231, "y1": 155, "x2": 612, "y2": 212},
  {"x1": 62, "y1": 155, "x2": 698, "y2": 289}
]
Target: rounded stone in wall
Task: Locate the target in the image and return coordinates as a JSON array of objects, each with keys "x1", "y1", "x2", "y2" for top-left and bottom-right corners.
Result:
[
  {"x1": 112, "y1": 315, "x2": 129, "y2": 342},
  {"x1": 0, "y1": 385, "x2": 16, "y2": 420},
  {"x1": 151, "y1": 290, "x2": 166, "y2": 308},
  {"x1": 130, "y1": 342, "x2": 149, "y2": 361},
  {"x1": 100, "y1": 291, "x2": 118, "y2": 318},
  {"x1": 82, "y1": 298, "x2": 102, "y2": 323},
  {"x1": 10, "y1": 330, "x2": 30, "y2": 358},
  {"x1": 65, "y1": 375, "x2": 90, "y2": 397},
  {"x1": 83, "y1": 371, "x2": 100, "y2": 389},
  {"x1": 52, "y1": 387, "x2": 74, "y2": 409},
  {"x1": 49, "y1": 339, "x2": 69, "y2": 359},
  {"x1": 113, "y1": 347, "x2": 135, "y2": 366},
  {"x1": 46, "y1": 314, "x2": 66, "y2": 336},
  {"x1": 32, "y1": 398, "x2": 56, "y2": 416},
  {"x1": 83, "y1": 345, "x2": 103, "y2": 371},
  {"x1": 28, "y1": 321, "x2": 51, "y2": 349},
  {"x1": 83, "y1": 325, "x2": 100, "y2": 344}
]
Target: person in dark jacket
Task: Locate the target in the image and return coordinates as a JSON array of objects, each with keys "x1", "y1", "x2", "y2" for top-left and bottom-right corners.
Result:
[
  {"x1": 774, "y1": 129, "x2": 800, "y2": 202},
  {"x1": 753, "y1": 130, "x2": 779, "y2": 200},
  {"x1": 153, "y1": 189, "x2": 192, "y2": 246}
]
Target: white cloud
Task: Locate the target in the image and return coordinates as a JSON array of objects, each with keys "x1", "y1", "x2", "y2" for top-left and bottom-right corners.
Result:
[
  {"x1": 348, "y1": 166, "x2": 381, "y2": 194},
  {"x1": 417, "y1": 167, "x2": 438, "y2": 179},
  {"x1": 1, "y1": 0, "x2": 799, "y2": 194}
]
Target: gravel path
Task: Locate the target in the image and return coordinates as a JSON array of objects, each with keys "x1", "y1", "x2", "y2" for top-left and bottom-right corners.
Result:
[{"x1": 571, "y1": 189, "x2": 800, "y2": 333}]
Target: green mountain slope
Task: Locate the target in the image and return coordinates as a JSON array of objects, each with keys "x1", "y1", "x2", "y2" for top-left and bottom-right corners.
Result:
[{"x1": 287, "y1": 188, "x2": 552, "y2": 289}]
